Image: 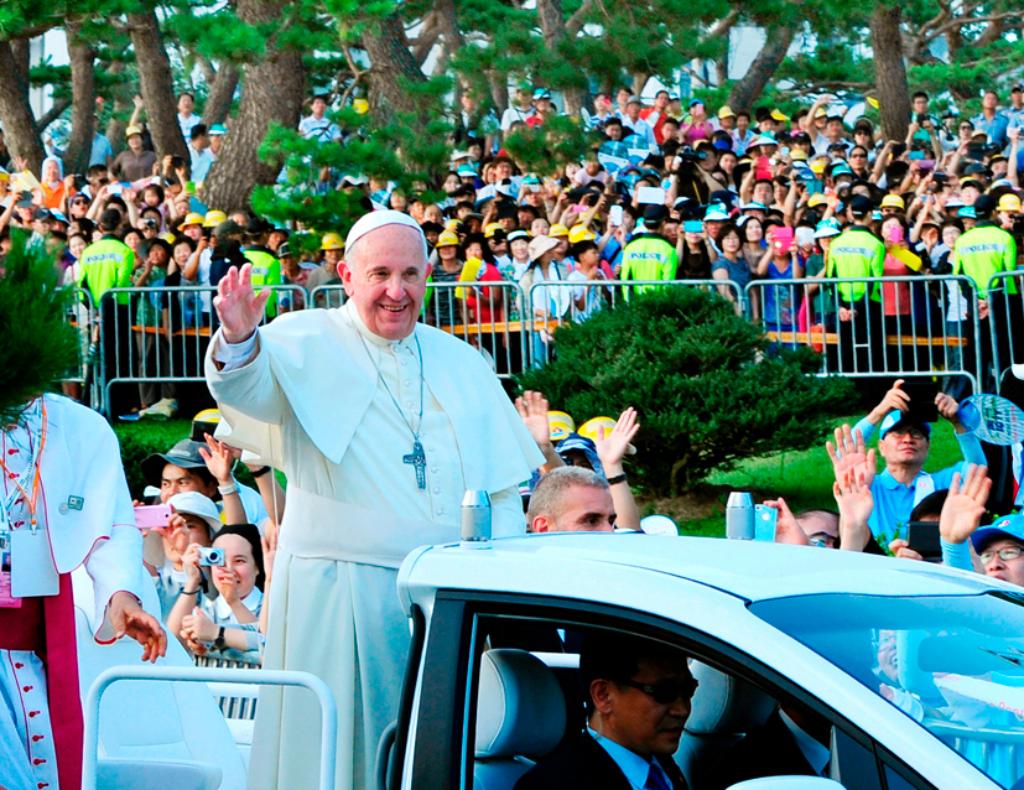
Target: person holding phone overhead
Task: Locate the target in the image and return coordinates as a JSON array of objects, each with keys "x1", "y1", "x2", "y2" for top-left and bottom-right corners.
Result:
[{"x1": 845, "y1": 378, "x2": 986, "y2": 542}]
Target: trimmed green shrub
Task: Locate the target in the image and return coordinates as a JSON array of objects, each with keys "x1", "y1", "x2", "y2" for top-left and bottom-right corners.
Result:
[{"x1": 518, "y1": 286, "x2": 853, "y2": 496}]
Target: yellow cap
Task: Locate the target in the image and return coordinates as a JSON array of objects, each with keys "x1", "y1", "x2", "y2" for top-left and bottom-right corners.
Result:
[
  {"x1": 866, "y1": 96, "x2": 880, "y2": 109},
  {"x1": 578, "y1": 417, "x2": 637, "y2": 455},
  {"x1": 125, "y1": 125, "x2": 143, "y2": 138},
  {"x1": 770, "y1": 108, "x2": 790, "y2": 122},
  {"x1": 353, "y1": 98, "x2": 370, "y2": 115},
  {"x1": 880, "y1": 194, "x2": 905, "y2": 210},
  {"x1": 717, "y1": 105, "x2": 735, "y2": 119},
  {"x1": 484, "y1": 222, "x2": 504, "y2": 239},
  {"x1": 568, "y1": 224, "x2": 597, "y2": 244},
  {"x1": 182, "y1": 212, "x2": 205, "y2": 227},
  {"x1": 807, "y1": 193, "x2": 827, "y2": 208},
  {"x1": 436, "y1": 230, "x2": 460, "y2": 247},
  {"x1": 809, "y1": 159, "x2": 828, "y2": 175},
  {"x1": 998, "y1": 193, "x2": 1022, "y2": 213},
  {"x1": 444, "y1": 218, "x2": 461, "y2": 232},
  {"x1": 547, "y1": 410, "x2": 575, "y2": 442},
  {"x1": 790, "y1": 149, "x2": 807, "y2": 161},
  {"x1": 193, "y1": 408, "x2": 222, "y2": 424},
  {"x1": 548, "y1": 223, "x2": 569, "y2": 238},
  {"x1": 321, "y1": 232, "x2": 344, "y2": 251},
  {"x1": 814, "y1": 107, "x2": 828, "y2": 119},
  {"x1": 203, "y1": 210, "x2": 227, "y2": 228}
]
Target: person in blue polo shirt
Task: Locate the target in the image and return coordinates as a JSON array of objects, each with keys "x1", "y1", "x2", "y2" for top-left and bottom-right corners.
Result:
[{"x1": 850, "y1": 379, "x2": 986, "y2": 542}]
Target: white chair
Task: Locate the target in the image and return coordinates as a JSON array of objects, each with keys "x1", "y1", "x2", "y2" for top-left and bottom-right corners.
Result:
[{"x1": 473, "y1": 648, "x2": 568, "y2": 790}]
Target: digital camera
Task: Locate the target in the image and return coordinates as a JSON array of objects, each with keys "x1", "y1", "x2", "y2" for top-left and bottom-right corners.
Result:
[{"x1": 198, "y1": 547, "x2": 225, "y2": 567}]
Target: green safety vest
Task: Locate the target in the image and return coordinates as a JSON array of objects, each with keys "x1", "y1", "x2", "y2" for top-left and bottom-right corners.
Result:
[
  {"x1": 951, "y1": 223, "x2": 1018, "y2": 297},
  {"x1": 620, "y1": 233, "x2": 678, "y2": 293},
  {"x1": 824, "y1": 226, "x2": 885, "y2": 303},
  {"x1": 76, "y1": 236, "x2": 135, "y2": 306},
  {"x1": 244, "y1": 248, "x2": 282, "y2": 318}
]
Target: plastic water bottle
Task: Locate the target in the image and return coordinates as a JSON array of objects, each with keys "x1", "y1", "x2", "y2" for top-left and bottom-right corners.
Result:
[
  {"x1": 460, "y1": 490, "x2": 492, "y2": 546},
  {"x1": 725, "y1": 491, "x2": 755, "y2": 540}
]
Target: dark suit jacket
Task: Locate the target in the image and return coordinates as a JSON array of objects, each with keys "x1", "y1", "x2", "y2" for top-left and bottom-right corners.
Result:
[
  {"x1": 515, "y1": 733, "x2": 688, "y2": 790},
  {"x1": 698, "y1": 710, "x2": 820, "y2": 790}
]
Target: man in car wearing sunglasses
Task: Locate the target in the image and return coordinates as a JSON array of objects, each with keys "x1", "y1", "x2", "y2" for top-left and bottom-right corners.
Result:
[{"x1": 516, "y1": 632, "x2": 693, "y2": 789}]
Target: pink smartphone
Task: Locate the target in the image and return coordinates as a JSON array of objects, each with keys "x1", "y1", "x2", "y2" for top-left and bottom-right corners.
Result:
[
  {"x1": 770, "y1": 226, "x2": 794, "y2": 253},
  {"x1": 134, "y1": 504, "x2": 172, "y2": 530}
]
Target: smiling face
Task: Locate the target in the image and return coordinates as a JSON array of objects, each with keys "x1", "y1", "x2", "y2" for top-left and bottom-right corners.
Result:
[
  {"x1": 342, "y1": 225, "x2": 429, "y2": 340},
  {"x1": 211, "y1": 532, "x2": 258, "y2": 598}
]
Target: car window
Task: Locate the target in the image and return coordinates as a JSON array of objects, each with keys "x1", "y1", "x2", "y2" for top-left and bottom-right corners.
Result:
[
  {"x1": 458, "y1": 606, "x2": 887, "y2": 790},
  {"x1": 752, "y1": 591, "x2": 1024, "y2": 788}
]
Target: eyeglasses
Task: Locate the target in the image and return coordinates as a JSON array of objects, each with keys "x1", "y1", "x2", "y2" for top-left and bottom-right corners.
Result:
[
  {"x1": 619, "y1": 677, "x2": 699, "y2": 704},
  {"x1": 850, "y1": 153, "x2": 867, "y2": 159},
  {"x1": 980, "y1": 547, "x2": 1024, "y2": 564}
]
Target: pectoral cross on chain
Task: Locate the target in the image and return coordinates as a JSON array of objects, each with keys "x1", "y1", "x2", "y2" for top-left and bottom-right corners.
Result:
[{"x1": 403, "y1": 439, "x2": 427, "y2": 490}]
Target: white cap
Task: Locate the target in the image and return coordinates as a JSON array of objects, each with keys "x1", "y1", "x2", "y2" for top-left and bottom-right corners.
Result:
[
  {"x1": 168, "y1": 491, "x2": 221, "y2": 534},
  {"x1": 344, "y1": 209, "x2": 427, "y2": 258}
]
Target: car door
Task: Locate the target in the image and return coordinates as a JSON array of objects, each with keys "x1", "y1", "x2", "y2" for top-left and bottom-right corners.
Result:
[{"x1": 391, "y1": 591, "x2": 941, "y2": 790}]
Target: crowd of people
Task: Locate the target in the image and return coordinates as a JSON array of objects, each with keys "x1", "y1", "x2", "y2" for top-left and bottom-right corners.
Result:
[
  {"x1": 3, "y1": 85, "x2": 1024, "y2": 418},
  {"x1": 5, "y1": 80, "x2": 1024, "y2": 790}
]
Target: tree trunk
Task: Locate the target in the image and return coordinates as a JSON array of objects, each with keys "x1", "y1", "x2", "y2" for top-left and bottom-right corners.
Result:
[
  {"x1": 10, "y1": 39, "x2": 29, "y2": 86},
  {"x1": 202, "y1": 61, "x2": 239, "y2": 126},
  {"x1": 361, "y1": 13, "x2": 427, "y2": 118},
  {"x1": 201, "y1": 0, "x2": 305, "y2": 210},
  {"x1": 488, "y1": 71, "x2": 508, "y2": 118},
  {"x1": 129, "y1": 8, "x2": 189, "y2": 161},
  {"x1": 105, "y1": 61, "x2": 130, "y2": 154},
  {"x1": 434, "y1": 0, "x2": 461, "y2": 75},
  {"x1": 535, "y1": 0, "x2": 584, "y2": 116},
  {"x1": 870, "y1": 4, "x2": 910, "y2": 142},
  {"x1": 0, "y1": 40, "x2": 45, "y2": 173},
  {"x1": 727, "y1": 25, "x2": 795, "y2": 111},
  {"x1": 63, "y1": 20, "x2": 97, "y2": 174}
]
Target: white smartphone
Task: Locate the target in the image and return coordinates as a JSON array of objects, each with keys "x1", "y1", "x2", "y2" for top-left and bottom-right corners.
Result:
[
  {"x1": 636, "y1": 186, "x2": 666, "y2": 206},
  {"x1": 609, "y1": 205, "x2": 624, "y2": 226}
]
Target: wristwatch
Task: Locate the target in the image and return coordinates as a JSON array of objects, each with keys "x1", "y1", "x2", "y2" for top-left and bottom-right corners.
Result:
[{"x1": 213, "y1": 626, "x2": 226, "y2": 652}]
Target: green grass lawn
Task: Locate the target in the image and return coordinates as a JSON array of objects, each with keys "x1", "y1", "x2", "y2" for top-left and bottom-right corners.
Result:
[
  {"x1": 114, "y1": 415, "x2": 969, "y2": 540},
  {"x1": 672, "y1": 416, "x2": 968, "y2": 537}
]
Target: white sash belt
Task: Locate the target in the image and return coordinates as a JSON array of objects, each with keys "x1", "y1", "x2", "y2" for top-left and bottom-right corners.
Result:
[{"x1": 279, "y1": 486, "x2": 457, "y2": 569}]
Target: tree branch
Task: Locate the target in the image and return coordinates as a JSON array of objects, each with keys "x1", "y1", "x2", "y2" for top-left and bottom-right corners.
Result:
[
  {"x1": 566, "y1": 0, "x2": 596, "y2": 36},
  {"x1": 921, "y1": 10, "x2": 1023, "y2": 43},
  {"x1": 704, "y1": 8, "x2": 739, "y2": 40},
  {"x1": 36, "y1": 97, "x2": 71, "y2": 131}
]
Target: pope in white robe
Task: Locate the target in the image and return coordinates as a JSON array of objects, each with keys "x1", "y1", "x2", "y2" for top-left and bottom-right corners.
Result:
[
  {"x1": 205, "y1": 210, "x2": 543, "y2": 790},
  {"x1": 0, "y1": 394, "x2": 166, "y2": 790}
]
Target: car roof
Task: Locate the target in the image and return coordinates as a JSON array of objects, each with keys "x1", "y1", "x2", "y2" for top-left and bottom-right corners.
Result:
[{"x1": 401, "y1": 532, "x2": 1001, "y2": 603}]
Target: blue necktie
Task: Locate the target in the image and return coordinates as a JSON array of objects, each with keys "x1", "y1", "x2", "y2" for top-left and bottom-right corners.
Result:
[{"x1": 645, "y1": 761, "x2": 672, "y2": 790}]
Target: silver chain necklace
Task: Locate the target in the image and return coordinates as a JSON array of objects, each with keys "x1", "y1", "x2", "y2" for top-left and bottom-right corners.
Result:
[{"x1": 357, "y1": 333, "x2": 428, "y2": 490}]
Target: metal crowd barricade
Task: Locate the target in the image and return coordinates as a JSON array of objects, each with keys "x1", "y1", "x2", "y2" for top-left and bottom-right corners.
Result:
[
  {"x1": 98, "y1": 284, "x2": 306, "y2": 418},
  {"x1": 421, "y1": 280, "x2": 528, "y2": 379},
  {"x1": 986, "y1": 271, "x2": 1024, "y2": 389},
  {"x1": 526, "y1": 278, "x2": 741, "y2": 367},
  {"x1": 62, "y1": 286, "x2": 103, "y2": 410},
  {"x1": 310, "y1": 283, "x2": 347, "y2": 309},
  {"x1": 744, "y1": 275, "x2": 983, "y2": 394}
]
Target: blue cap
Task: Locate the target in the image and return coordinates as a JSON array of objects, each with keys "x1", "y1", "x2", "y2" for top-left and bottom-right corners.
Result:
[
  {"x1": 457, "y1": 164, "x2": 477, "y2": 177},
  {"x1": 879, "y1": 410, "x2": 932, "y2": 439},
  {"x1": 208, "y1": 123, "x2": 227, "y2": 136},
  {"x1": 556, "y1": 433, "x2": 605, "y2": 477},
  {"x1": 958, "y1": 206, "x2": 977, "y2": 219},
  {"x1": 533, "y1": 88, "x2": 552, "y2": 100},
  {"x1": 713, "y1": 138, "x2": 733, "y2": 151},
  {"x1": 831, "y1": 162, "x2": 853, "y2": 177},
  {"x1": 814, "y1": 217, "x2": 842, "y2": 238},
  {"x1": 704, "y1": 204, "x2": 730, "y2": 222},
  {"x1": 971, "y1": 514, "x2": 1024, "y2": 552}
]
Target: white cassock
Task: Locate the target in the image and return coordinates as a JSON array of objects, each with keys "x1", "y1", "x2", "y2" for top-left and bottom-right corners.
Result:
[
  {"x1": 205, "y1": 301, "x2": 543, "y2": 790},
  {"x1": 0, "y1": 394, "x2": 145, "y2": 790}
]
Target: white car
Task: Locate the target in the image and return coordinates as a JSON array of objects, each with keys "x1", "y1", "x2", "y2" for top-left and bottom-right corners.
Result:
[{"x1": 383, "y1": 532, "x2": 1024, "y2": 790}]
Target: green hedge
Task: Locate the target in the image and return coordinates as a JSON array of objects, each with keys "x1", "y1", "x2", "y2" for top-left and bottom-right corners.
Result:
[
  {"x1": 518, "y1": 286, "x2": 854, "y2": 496},
  {"x1": 113, "y1": 418, "x2": 258, "y2": 498}
]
